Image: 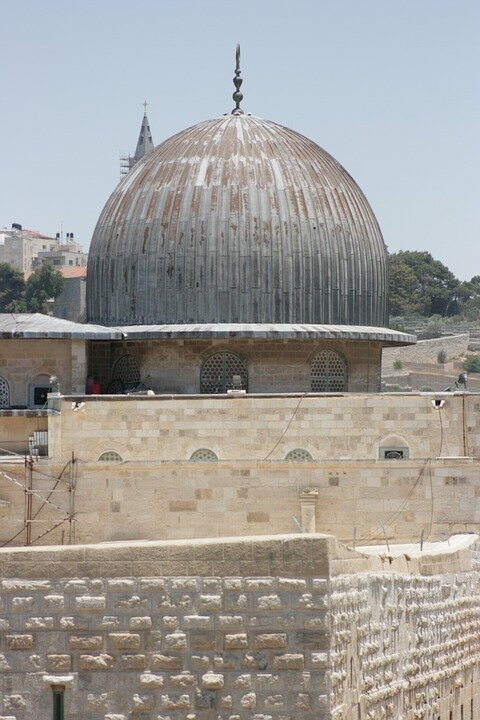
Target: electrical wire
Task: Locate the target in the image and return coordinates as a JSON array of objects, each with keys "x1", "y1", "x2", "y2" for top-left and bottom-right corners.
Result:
[
  {"x1": 263, "y1": 393, "x2": 307, "y2": 460},
  {"x1": 0, "y1": 460, "x2": 73, "y2": 548},
  {"x1": 0, "y1": 468, "x2": 64, "y2": 512}
]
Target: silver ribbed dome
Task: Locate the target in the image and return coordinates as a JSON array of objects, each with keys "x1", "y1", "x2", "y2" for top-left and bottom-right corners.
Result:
[{"x1": 87, "y1": 114, "x2": 388, "y2": 326}]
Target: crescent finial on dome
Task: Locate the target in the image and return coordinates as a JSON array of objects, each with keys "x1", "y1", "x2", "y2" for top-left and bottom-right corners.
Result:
[{"x1": 231, "y1": 43, "x2": 244, "y2": 115}]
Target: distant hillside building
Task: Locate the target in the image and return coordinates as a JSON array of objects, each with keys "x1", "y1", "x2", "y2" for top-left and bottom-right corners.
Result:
[{"x1": 0, "y1": 224, "x2": 87, "y2": 275}]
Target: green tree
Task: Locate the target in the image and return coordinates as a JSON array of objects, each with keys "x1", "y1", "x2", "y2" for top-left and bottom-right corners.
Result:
[
  {"x1": 388, "y1": 256, "x2": 421, "y2": 316},
  {"x1": 389, "y1": 251, "x2": 461, "y2": 317},
  {"x1": 24, "y1": 264, "x2": 64, "y2": 313},
  {"x1": 0, "y1": 263, "x2": 26, "y2": 311}
]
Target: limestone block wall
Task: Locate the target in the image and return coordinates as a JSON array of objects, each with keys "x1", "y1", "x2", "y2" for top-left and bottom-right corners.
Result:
[
  {"x1": 0, "y1": 339, "x2": 87, "y2": 406},
  {"x1": 89, "y1": 338, "x2": 382, "y2": 394},
  {"x1": 330, "y1": 538, "x2": 480, "y2": 720},
  {"x1": 48, "y1": 393, "x2": 480, "y2": 464},
  {"x1": 0, "y1": 393, "x2": 479, "y2": 547},
  {"x1": 0, "y1": 535, "x2": 334, "y2": 720},
  {"x1": 0, "y1": 456, "x2": 479, "y2": 548},
  {"x1": 0, "y1": 535, "x2": 479, "y2": 720}
]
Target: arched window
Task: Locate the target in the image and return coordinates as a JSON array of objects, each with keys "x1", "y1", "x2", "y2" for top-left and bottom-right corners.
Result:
[
  {"x1": 285, "y1": 448, "x2": 313, "y2": 462},
  {"x1": 200, "y1": 351, "x2": 248, "y2": 394},
  {"x1": 190, "y1": 448, "x2": 218, "y2": 462},
  {"x1": 0, "y1": 376, "x2": 10, "y2": 408},
  {"x1": 311, "y1": 349, "x2": 347, "y2": 392},
  {"x1": 109, "y1": 354, "x2": 141, "y2": 393},
  {"x1": 379, "y1": 434, "x2": 409, "y2": 460},
  {"x1": 98, "y1": 451, "x2": 123, "y2": 462}
]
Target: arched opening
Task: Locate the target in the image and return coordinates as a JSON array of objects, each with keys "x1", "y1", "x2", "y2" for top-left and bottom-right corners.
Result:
[
  {"x1": 285, "y1": 448, "x2": 313, "y2": 462},
  {"x1": 200, "y1": 351, "x2": 248, "y2": 394},
  {"x1": 98, "y1": 451, "x2": 123, "y2": 462},
  {"x1": 0, "y1": 376, "x2": 10, "y2": 408},
  {"x1": 379, "y1": 434, "x2": 410, "y2": 459},
  {"x1": 311, "y1": 349, "x2": 347, "y2": 392},
  {"x1": 190, "y1": 448, "x2": 218, "y2": 462},
  {"x1": 108, "y1": 354, "x2": 141, "y2": 393}
]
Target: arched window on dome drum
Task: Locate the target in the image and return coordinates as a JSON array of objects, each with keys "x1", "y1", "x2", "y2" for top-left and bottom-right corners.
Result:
[
  {"x1": 109, "y1": 354, "x2": 141, "y2": 393},
  {"x1": 0, "y1": 376, "x2": 10, "y2": 408},
  {"x1": 311, "y1": 350, "x2": 347, "y2": 393},
  {"x1": 190, "y1": 448, "x2": 218, "y2": 462},
  {"x1": 285, "y1": 449, "x2": 313, "y2": 462},
  {"x1": 200, "y1": 352, "x2": 248, "y2": 394}
]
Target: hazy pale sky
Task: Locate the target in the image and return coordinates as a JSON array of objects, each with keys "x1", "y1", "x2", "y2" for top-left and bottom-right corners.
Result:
[{"x1": 1, "y1": 0, "x2": 478, "y2": 280}]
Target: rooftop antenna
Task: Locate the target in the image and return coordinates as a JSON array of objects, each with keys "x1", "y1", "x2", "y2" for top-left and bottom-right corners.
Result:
[{"x1": 231, "y1": 43, "x2": 244, "y2": 115}]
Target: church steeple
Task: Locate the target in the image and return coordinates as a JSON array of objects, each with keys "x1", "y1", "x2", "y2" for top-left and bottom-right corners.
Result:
[
  {"x1": 120, "y1": 102, "x2": 155, "y2": 177},
  {"x1": 134, "y1": 101, "x2": 154, "y2": 162}
]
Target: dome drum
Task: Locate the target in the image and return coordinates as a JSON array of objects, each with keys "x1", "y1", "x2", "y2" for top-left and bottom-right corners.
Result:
[{"x1": 87, "y1": 114, "x2": 388, "y2": 328}]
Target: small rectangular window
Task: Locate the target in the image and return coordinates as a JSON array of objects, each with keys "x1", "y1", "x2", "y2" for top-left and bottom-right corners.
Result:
[{"x1": 52, "y1": 687, "x2": 64, "y2": 720}]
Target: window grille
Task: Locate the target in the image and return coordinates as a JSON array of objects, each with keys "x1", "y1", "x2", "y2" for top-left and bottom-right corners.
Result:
[
  {"x1": 0, "y1": 376, "x2": 9, "y2": 408},
  {"x1": 111, "y1": 354, "x2": 141, "y2": 386},
  {"x1": 311, "y1": 349, "x2": 347, "y2": 392},
  {"x1": 200, "y1": 352, "x2": 248, "y2": 394},
  {"x1": 190, "y1": 448, "x2": 218, "y2": 462},
  {"x1": 98, "y1": 451, "x2": 123, "y2": 462},
  {"x1": 285, "y1": 448, "x2": 313, "y2": 462},
  {"x1": 381, "y1": 449, "x2": 407, "y2": 460}
]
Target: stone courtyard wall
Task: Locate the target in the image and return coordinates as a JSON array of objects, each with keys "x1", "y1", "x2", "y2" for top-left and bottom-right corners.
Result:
[
  {"x1": 0, "y1": 534, "x2": 479, "y2": 720},
  {"x1": 49, "y1": 392, "x2": 480, "y2": 463},
  {"x1": 1, "y1": 393, "x2": 479, "y2": 547}
]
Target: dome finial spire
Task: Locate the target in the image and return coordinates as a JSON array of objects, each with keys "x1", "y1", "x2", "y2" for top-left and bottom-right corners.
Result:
[{"x1": 231, "y1": 43, "x2": 244, "y2": 115}]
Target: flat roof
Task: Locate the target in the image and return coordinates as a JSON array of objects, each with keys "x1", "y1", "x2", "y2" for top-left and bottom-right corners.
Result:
[
  {"x1": 0, "y1": 314, "x2": 122, "y2": 340},
  {"x1": 115, "y1": 323, "x2": 416, "y2": 345},
  {"x1": 0, "y1": 316, "x2": 416, "y2": 345}
]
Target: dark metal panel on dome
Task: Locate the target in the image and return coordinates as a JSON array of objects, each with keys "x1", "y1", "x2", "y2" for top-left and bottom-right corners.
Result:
[{"x1": 87, "y1": 114, "x2": 389, "y2": 328}]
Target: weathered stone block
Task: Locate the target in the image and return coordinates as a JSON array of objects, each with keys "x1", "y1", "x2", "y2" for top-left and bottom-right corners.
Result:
[
  {"x1": 120, "y1": 654, "x2": 147, "y2": 670},
  {"x1": 160, "y1": 694, "x2": 191, "y2": 711},
  {"x1": 273, "y1": 653, "x2": 305, "y2": 670},
  {"x1": 2, "y1": 580, "x2": 50, "y2": 592},
  {"x1": 46, "y1": 654, "x2": 71, "y2": 672},
  {"x1": 254, "y1": 633, "x2": 287, "y2": 649},
  {"x1": 108, "y1": 632, "x2": 141, "y2": 650},
  {"x1": 129, "y1": 616, "x2": 152, "y2": 630},
  {"x1": 170, "y1": 671, "x2": 197, "y2": 688},
  {"x1": 202, "y1": 672, "x2": 225, "y2": 690},
  {"x1": 163, "y1": 632, "x2": 187, "y2": 650},
  {"x1": 3, "y1": 695, "x2": 27, "y2": 710},
  {"x1": 25, "y1": 616, "x2": 54, "y2": 629},
  {"x1": 224, "y1": 633, "x2": 248, "y2": 649},
  {"x1": 12, "y1": 596, "x2": 34, "y2": 611},
  {"x1": 140, "y1": 672, "x2": 164, "y2": 688},
  {"x1": 150, "y1": 653, "x2": 182, "y2": 671},
  {"x1": 75, "y1": 595, "x2": 106, "y2": 612},
  {"x1": 69, "y1": 635, "x2": 103, "y2": 650},
  {"x1": 5, "y1": 634, "x2": 34, "y2": 650},
  {"x1": 78, "y1": 654, "x2": 114, "y2": 671},
  {"x1": 199, "y1": 594, "x2": 222, "y2": 611}
]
